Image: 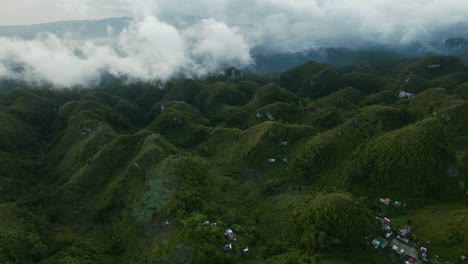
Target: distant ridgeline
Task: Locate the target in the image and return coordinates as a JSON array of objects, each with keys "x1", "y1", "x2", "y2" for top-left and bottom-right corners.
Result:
[
  {"x1": 0, "y1": 17, "x2": 131, "y2": 39},
  {"x1": 0, "y1": 55, "x2": 467, "y2": 264},
  {"x1": 250, "y1": 37, "x2": 468, "y2": 74}
]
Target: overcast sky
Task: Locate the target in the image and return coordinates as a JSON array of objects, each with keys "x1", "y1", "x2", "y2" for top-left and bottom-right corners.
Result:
[{"x1": 1, "y1": 0, "x2": 468, "y2": 87}]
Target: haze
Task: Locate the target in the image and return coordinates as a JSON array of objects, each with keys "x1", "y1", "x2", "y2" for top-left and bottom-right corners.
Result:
[{"x1": 1, "y1": 0, "x2": 468, "y2": 86}]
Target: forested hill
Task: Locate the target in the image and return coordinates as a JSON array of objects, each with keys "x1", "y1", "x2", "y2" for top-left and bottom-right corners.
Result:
[{"x1": 0, "y1": 56, "x2": 467, "y2": 263}]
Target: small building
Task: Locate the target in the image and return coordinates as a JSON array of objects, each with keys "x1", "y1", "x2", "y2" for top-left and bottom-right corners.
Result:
[
  {"x1": 372, "y1": 237, "x2": 388, "y2": 249},
  {"x1": 268, "y1": 158, "x2": 276, "y2": 163},
  {"x1": 397, "y1": 226, "x2": 412, "y2": 239},
  {"x1": 266, "y1": 112, "x2": 275, "y2": 121},
  {"x1": 223, "y1": 243, "x2": 233, "y2": 252},
  {"x1": 405, "y1": 257, "x2": 418, "y2": 264},
  {"x1": 224, "y1": 229, "x2": 237, "y2": 241},
  {"x1": 380, "y1": 198, "x2": 392, "y2": 205},
  {"x1": 399, "y1": 91, "x2": 414, "y2": 98},
  {"x1": 81, "y1": 127, "x2": 92, "y2": 135},
  {"x1": 241, "y1": 247, "x2": 249, "y2": 254},
  {"x1": 420, "y1": 247, "x2": 428, "y2": 262},
  {"x1": 379, "y1": 217, "x2": 391, "y2": 231}
]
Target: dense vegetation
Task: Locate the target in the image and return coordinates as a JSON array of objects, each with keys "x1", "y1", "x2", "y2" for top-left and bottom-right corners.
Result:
[{"x1": 0, "y1": 55, "x2": 467, "y2": 263}]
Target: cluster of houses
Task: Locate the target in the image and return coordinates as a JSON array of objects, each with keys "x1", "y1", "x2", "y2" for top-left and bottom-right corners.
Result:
[
  {"x1": 371, "y1": 214, "x2": 430, "y2": 263},
  {"x1": 427, "y1": 64, "x2": 441, "y2": 69},
  {"x1": 81, "y1": 126, "x2": 93, "y2": 135},
  {"x1": 267, "y1": 157, "x2": 289, "y2": 164},
  {"x1": 256, "y1": 112, "x2": 275, "y2": 121},
  {"x1": 268, "y1": 141, "x2": 290, "y2": 164},
  {"x1": 379, "y1": 197, "x2": 406, "y2": 208},
  {"x1": 222, "y1": 229, "x2": 249, "y2": 255},
  {"x1": 202, "y1": 221, "x2": 249, "y2": 255}
]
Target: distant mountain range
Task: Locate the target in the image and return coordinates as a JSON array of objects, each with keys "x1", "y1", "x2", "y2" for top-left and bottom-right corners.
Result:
[
  {"x1": 0, "y1": 17, "x2": 131, "y2": 39},
  {"x1": 250, "y1": 38, "x2": 468, "y2": 74},
  {"x1": 2, "y1": 17, "x2": 468, "y2": 75}
]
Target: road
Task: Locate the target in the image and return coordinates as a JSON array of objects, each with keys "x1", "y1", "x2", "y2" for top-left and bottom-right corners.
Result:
[{"x1": 391, "y1": 238, "x2": 419, "y2": 260}]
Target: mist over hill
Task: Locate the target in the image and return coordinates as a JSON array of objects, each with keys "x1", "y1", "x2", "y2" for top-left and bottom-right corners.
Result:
[
  {"x1": 1, "y1": 3, "x2": 468, "y2": 262},
  {"x1": 2, "y1": 0, "x2": 468, "y2": 87}
]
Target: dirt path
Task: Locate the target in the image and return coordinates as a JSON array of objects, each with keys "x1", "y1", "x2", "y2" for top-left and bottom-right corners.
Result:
[{"x1": 391, "y1": 239, "x2": 419, "y2": 260}]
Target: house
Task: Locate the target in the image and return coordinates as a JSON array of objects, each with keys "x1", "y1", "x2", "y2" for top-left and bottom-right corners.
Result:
[
  {"x1": 266, "y1": 112, "x2": 275, "y2": 121},
  {"x1": 372, "y1": 237, "x2": 388, "y2": 249},
  {"x1": 399, "y1": 91, "x2": 414, "y2": 98},
  {"x1": 268, "y1": 158, "x2": 276, "y2": 163},
  {"x1": 420, "y1": 247, "x2": 428, "y2": 262},
  {"x1": 398, "y1": 226, "x2": 412, "y2": 238},
  {"x1": 378, "y1": 217, "x2": 391, "y2": 231},
  {"x1": 406, "y1": 257, "x2": 418, "y2": 264},
  {"x1": 224, "y1": 229, "x2": 237, "y2": 241},
  {"x1": 223, "y1": 243, "x2": 233, "y2": 252},
  {"x1": 379, "y1": 198, "x2": 392, "y2": 205},
  {"x1": 81, "y1": 127, "x2": 92, "y2": 135},
  {"x1": 427, "y1": 64, "x2": 441, "y2": 69},
  {"x1": 421, "y1": 253, "x2": 428, "y2": 262}
]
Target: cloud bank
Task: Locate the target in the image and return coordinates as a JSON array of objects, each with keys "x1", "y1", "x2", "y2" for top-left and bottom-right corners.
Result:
[
  {"x1": 1, "y1": 0, "x2": 468, "y2": 86},
  {"x1": 0, "y1": 17, "x2": 252, "y2": 87}
]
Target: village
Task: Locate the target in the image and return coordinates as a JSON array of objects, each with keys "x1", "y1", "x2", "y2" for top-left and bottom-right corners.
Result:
[{"x1": 371, "y1": 197, "x2": 434, "y2": 264}]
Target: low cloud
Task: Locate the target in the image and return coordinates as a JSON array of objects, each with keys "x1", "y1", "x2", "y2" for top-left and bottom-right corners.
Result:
[
  {"x1": 0, "y1": 16, "x2": 252, "y2": 87},
  {"x1": 1, "y1": 0, "x2": 468, "y2": 86}
]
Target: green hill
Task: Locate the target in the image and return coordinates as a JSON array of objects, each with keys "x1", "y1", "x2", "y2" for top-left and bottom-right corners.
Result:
[{"x1": 1, "y1": 56, "x2": 467, "y2": 263}]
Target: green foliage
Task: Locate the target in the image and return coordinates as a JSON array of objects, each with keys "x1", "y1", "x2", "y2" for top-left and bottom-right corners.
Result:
[
  {"x1": 359, "y1": 90, "x2": 398, "y2": 106},
  {"x1": 345, "y1": 119, "x2": 455, "y2": 199},
  {"x1": 280, "y1": 61, "x2": 343, "y2": 98},
  {"x1": 341, "y1": 72, "x2": 389, "y2": 93},
  {"x1": 293, "y1": 122, "x2": 367, "y2": 183},
  {"x1": 248, "y1": 83, "x2": 297, "y2": 109},
  {"x1": 1, "y1": 56, "x2": 467, "y2": 264},
  {"x1": 195, "y1": 82, "x2": 248, "y2": 113},
  {"x1": 213, "y1": 105, "x2": 251, "y2": 128},
  {"x1": 0, "y1": 87, "x2": 56, "y2": 132},
  {"x1": 0, "y1": 204, "x2": 47, "y2": 264},
  {"x1": 148, "y1": 101, "x2": 209, "y2": 147},
  {"x1": 287, "y1": 193, "x2": 375, "y2": 252},
  {"x1": 407, "y1": 56, "x2": 467, "y2": 80},
  {"x1": 163, "y1": 79, "x2": 202, "y2": 104}
]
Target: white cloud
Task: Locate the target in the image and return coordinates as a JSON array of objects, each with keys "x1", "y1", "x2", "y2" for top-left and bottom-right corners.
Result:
[
  {"x1": 1, "y1": 0, "x2": 468, "y2": 86},
  {"x1": 184, "y1": 19, "x2": 253, "y2": 75},
  {"x1": 0, "y1": 16, "x2": 253, "y2": 87}
]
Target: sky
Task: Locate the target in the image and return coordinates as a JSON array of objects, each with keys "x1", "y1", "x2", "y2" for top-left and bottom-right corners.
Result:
[{"x1": 1, "y1": 0, "x2": 468, "y2": 87}]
